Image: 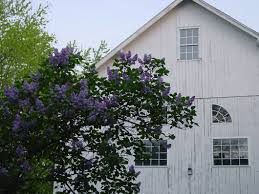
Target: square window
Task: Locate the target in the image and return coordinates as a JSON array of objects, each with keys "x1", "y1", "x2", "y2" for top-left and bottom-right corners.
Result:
[
  {"x1": 135, "y1": 140, "x2": 168, "y2": 166},
  {"x1": 180, "y1": 28, "x2": 199, "y2": 60},
  {"x1": 213, "y1": 138, "x2": 249, "y2": 166}
]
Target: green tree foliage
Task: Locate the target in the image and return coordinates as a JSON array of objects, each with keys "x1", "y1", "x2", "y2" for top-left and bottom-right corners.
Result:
[
  {"x1": 0, "y1": 0, "x2": 54, "y2": 89},
  {"x1": 0, "y1": 48, "x2": 196, "y2": 193}
]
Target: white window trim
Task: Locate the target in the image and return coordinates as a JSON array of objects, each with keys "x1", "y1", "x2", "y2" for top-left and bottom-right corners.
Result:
[
  {"x1": 176, "y1": 26, "x2": 202, "y2": 61},
  {"x1": 211, "y1": 136, "x2": 251, "y2": 168}
]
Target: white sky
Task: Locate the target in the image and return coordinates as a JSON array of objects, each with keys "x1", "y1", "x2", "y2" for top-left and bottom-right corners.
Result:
[{"x1": 33, "y1": 0, "x2": 259, "y2": 50}]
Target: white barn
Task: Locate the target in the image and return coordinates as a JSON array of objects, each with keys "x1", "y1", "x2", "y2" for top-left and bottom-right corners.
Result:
[{"x1": 96, "y1": 0, "x2": 259, "y2": 193}]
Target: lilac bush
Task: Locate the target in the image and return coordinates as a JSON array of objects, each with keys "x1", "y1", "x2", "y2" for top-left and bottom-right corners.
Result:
[{"x1": 0, "y1": 47, "x2": 196, "y2": 193}]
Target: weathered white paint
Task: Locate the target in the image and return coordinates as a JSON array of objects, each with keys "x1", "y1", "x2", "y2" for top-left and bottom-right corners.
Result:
[{"x1": 97, "y1": 0, "x2": 259, "y2": 194}]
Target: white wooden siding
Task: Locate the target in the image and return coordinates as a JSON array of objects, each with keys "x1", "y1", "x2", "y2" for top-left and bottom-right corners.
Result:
[{"x1": 97, "y1": 1, "x2": 259, "y2": 194}]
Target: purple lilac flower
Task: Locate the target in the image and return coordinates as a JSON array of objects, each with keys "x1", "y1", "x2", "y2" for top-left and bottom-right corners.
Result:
[
  {"x1": 12, "y1": 114, "x2": 21, "y2": 132},
  {"x1": 119, "y1": 51, "x2": 126, "y2": 61},
  {"x1": 143, "y1": 54, "x2": 152, "y2": 64},
  {"x1": 54, "y1": 84, "x2": 69, "y2": 99},
  {"x1": 187, "y1": 96, "x2": 195, "y2": 106},
  {"x1": 80, "y1": 79, "x2": 88, "y2": 90},
  {"x1": 162, "y1": 87, "x2": 170, "y2": 96},
  {"x1": 87, "y1": 111, "x2": 97, "y2": 122},
  {"x1": 143, "y1": 86, "x2": 152, "y2": 94},
  {"x1": 129, "y1": 165, "x2": 135, "y2": 174},
  {"x1": 0, "y1": 167, "x2": 8, "y2": 175},
  {"x1": 23, "y1": 81, "x2": 38, "y2": 93},
  {"x1": 3, "y1": 107, "x2": 10, "y2": 116},
  {"x1": 70, "y1": 92, "x2": 88, "y2": 108},
  {"x1": 49, "y1": 47, "x2": 73, "y2": 67},
  {"x1": 35, "y1": 98, "x2": 46, "y2": 113},
  {"x1": 107, "y1": 67, "x2": 119, "y2": 81},
  {"x1": 72, "y1": 140, "x2": 84, "y2": 150},
  {"x1": 140, "y1": 71, "x2": 151, "y2": 82},
  {"x1": 19, "y1": 98, "x2": 30, "y2": 108},
  {"x1": 132, "y1": 54, "x2": 138, "y2": 62},
  {"x1": 84, "y1": 159, "x2": 92, "y2": 169},
  {"x1": 95, "y1": 101, "x2": 107, "y2": 112},
  {"x1": 4, "y1": 86, "x2": 19, "y2": 101},
  {"x1": 122, "y1": 73, "x2": 130, "y2": 81},
  {"x1": 16, "y1": 145, "x2": 27, "y2": 157},
  {"x1": 138, "y1": 58, "x2": 144, "y2": 65},
  {"x1": 20, "y1": 160, "x2": 32, "y2": 172},
  {"x1": 126, "y1": 51, "x2": 131, "y2": 59}
]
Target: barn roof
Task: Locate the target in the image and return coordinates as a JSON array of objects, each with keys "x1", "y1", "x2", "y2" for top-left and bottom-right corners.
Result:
[{"x1": 96, "y1": 0, "x2": 259, "y2": 69}]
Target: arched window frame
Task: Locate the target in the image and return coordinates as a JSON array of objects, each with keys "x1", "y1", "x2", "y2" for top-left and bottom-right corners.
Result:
[{"x1": 212, "y1": 104, "x2": 232, "y2": 123}]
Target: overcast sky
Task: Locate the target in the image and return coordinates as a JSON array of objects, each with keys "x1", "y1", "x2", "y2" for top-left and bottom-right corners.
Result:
[{"x1": 33, "y1": 0, "x2": 259, "y2": 50}]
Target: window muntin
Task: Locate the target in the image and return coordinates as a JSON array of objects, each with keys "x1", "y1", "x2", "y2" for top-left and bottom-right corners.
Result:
[
  {"x1": 180, "y1": 28, "x2": 199, "y2": 60},
  {"x1": 213, "y1": 138, "x2": 248, "y2": 166},
  {"x1": 135, "y1": 140, "x2": 167, "y2": 166},
  {"x1": 212, "y1": 104, "x2": 232, "y2": 123}
]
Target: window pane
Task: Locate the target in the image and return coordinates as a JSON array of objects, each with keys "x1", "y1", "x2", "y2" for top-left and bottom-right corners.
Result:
[
  {"x1": 193, "y1": 29, "x2": 199, "y2": 36},
  {"x1": 187, "y1": 37, "x2": 192, "y2": 44},
  {"x1": 187, "y1": 29, "x2": 192, "y2": 36},
  {"x1": 180, "y1": 53, "x2": 186, "y2": 60},
  {"x1": 144, "y1": 141, "x2": 152, "y2": 146},
  {"x1": 231, "y1": 145, "x2": 239, "y2": 152},
  {"x1": 213, "y1": 152, "x2": 221, "y2": 159},
  {"x1": 231, "y1": 151, "x2": 239, "y2": 159},
  {"x1": 152, "y1": 152, "x2": 159, "y2": 159},
  {"x1": 231, "y1": 159, "x2": 239, "y2": 165},
  {"x1": 222, "y1": 139, "x2": 231, "y2": 145},
  {"x1": 193, "y1": 52, "x2": 199, "y2": 59},
  {"x1": 187, "y1": 53, "x2": 192, "y2": 60},
  {"x1": 239, "y1": 152, "x2": 248, "y2": 159},
  {"x1": 160, "y1": 153, "x2": 167, "y2": 159},
  {"x1": 222, "y1": 152, "x2": 230, "y2": 159},
  {"x1": 187, "y1": 46, "x2": 192, "y2": 52},
  {"x1": 180, "y1": 46, "x2": 187, "y2": 53},
  {"x1": 239, "y1": 138, "x2": 248, "y2": 145},
  {"x1": 240, "y1": 159, "x2": 248, "y2": 165},
  {"x1": 193, "y1": 46, "x2": 198, "y2": 52},
  {"x1": 231, "y1": 139, "x2": 238, "y2": 145},
  {"x1": 180, "y1": 38, "x2": 187, "y2": 45},
  {"x1": 193, "y1": 37, "x2": 198, "y2": 44},
  {"x1": 144, "y1": 160, "x2": 150, "y2": 165},
  {"x1": 180, "y1": 29, "x2": 187, "y2": 37},
  {"x1": 213, "y1": 146, "x2": 221, "y2": 152},
  {"x1": 213, "y1": 139, "x2": 221, "y2": 145},
  {"x1": 160, "y1": 160, "x2": 167, "y2": 166},
  {"x1": 222, "y1": 146, "x2": 230, "y2": 151},
  {"x1": 223, "y1": 159, "x2": 230, "y2": 165},
  {"x1": 152, "y1": 146, "x2": 159, "y2": 152},
  {"x1": 214, "y1": 159, "x2": 222, "y2": 165},
  {"x1": 135, "y1": 160, "x2": 142, "y2": 166},
  {"x1": 151, "y1": 160, "x2": 158, "y2": 166},
  {"x1": 239, "y1": 145, "x2": 248, "y2": 152}
]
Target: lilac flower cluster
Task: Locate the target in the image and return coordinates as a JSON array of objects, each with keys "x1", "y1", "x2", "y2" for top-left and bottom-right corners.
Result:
[
  {"x1": 175, "y1": 93, "x2": 181, "y2": 104},
  {"x1": 55, "y1": 84, "x2": 69, "y2": 99},
  {"x1": 19, "y1": 98, "x2": 30, "y2": 108},
  {"x1": 107, "y1": 67, "x2": 119, "y2": 82},
  {"x1": 4, "y1": 86, "x2": 19, "y2": 102},
  {"x1": 119, "y1": 51, "x2": 138, "y2": 65},
  {"x1": 138, "y1": 54, "x2": 152, "y2": 65},
  {"x1": 23, "y1": 81, "x2": 38, "y2": 94},
  {"x1": 140, "y1": 71, "x2": 151, "y2": 83},
  {"x1": 49, "y1": 47, "x2": 74, "y2": 67},
  {"x1": 35, "y1": 98, "x2": 46, "y2": 113}
]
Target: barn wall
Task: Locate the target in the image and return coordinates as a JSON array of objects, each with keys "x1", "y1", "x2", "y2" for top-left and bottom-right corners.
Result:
[{"x1": 97, "y1": 1, "x2": 259, "y2": 194}]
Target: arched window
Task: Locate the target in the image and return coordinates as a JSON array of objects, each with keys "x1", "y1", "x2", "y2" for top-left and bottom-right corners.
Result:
[{"x1": 212, "y1": 104, "x2": 232, "y2": 123}]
